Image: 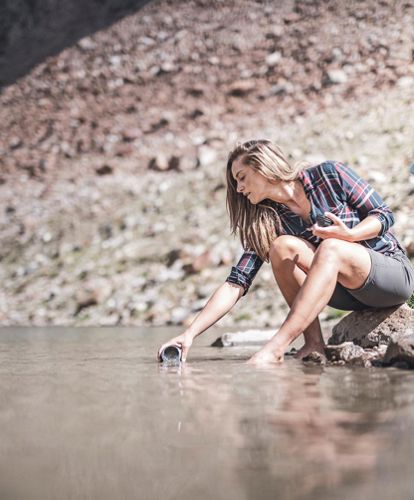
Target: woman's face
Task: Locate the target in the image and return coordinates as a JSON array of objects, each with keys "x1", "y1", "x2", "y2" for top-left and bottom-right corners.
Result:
[{"x1": 231, "y1": 158, "x2": 275, "y2": 204}]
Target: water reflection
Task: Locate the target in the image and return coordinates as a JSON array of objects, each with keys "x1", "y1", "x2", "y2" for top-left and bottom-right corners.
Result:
[
  {"x1": 234, "y1": 365, "x2": 394, "y2": 500},
  {"x1": 156, "y1": 359, "x2": 414, "y2": 500},
  {"x1": 1, "y1": 328, "x2": 414, "y2": 500}
]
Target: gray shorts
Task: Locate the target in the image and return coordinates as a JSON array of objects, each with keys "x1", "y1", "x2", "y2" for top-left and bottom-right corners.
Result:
[{"x1": 328, "y1": 249, "x2": 414, "y2": 311}]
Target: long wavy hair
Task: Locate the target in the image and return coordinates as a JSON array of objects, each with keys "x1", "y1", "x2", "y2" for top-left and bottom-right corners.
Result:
[{"x1": 226, "y1": 140, "x2": 308, "y2": 262}]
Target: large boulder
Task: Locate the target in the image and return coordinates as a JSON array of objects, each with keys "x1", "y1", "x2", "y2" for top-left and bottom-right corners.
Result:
[
  {"x1": 383, "y1": 334, "x2": 414, "y2": 368},
  {"x1": 328, "y1": 304, "x2": 414, "y2": 348}
]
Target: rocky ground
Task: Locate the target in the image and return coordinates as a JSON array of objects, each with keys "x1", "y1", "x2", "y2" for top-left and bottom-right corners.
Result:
[{"x1": 0, "y1": 0, "x2": 413, "y2": 328}]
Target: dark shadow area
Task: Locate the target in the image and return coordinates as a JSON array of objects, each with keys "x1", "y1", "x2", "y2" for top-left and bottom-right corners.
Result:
[{"x1": 0, "y1": 0, "x2": 152, "y2": 88}]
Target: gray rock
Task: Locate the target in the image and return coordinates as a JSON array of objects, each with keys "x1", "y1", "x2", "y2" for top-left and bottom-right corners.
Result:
[
  {"x1": 325, "y1": 342, "x2": 372, "y2": 367},
  {"x1": 198, "y1": 146, "x2": 217, "y2": 167},
  {"x1": 383, "y1": 334, "x2": 414, "y2": 368},
  {"x1": 212, "y1": 329, "x2": 275, "y2": 347},
  {"x1": 169, "y1": 307, "x2": 190, "y2": 325},
  {"x1": 302, "y1": 351, "x2": 327, "y2": 365},
  {"x1": 326, "y1": 69, "x2": 348, "y2": 84},
  {"x1": 328, "y1": 304, "x2": 414, "y2": 348},
  {"x1": 265, "y1": 51, "x2": 282, "y2": 67},
  {"x1": 397, "y1": 76, "x2": 414, "y2": 89}
]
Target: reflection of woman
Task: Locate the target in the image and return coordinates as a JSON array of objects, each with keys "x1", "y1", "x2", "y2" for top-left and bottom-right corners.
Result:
[{"x1": 158, "y1": 140, "x2": 414, "y2": 365}]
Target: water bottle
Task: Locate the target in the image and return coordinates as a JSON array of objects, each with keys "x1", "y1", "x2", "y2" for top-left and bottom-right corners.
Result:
[{"x1": 160, "y1": 345, "x2": 182, "y2": 364}]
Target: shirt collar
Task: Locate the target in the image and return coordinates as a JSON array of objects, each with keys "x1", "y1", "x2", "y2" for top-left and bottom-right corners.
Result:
[{"x1": 298, "y1": 168, "x2": 314, "y2": 195}]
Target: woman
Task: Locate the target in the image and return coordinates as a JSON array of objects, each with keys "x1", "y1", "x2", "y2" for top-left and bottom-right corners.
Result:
[{"x1": 157, "y1": 140, "x2": 414, "y2": 365}]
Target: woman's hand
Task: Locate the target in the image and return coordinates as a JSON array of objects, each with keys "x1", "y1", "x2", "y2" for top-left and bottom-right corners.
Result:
[
  {"x1": 157, "y1": 332, "x2": 194, "y2": 363},
  {"x1": 247, "y1": 347, "x2": 284, "y2": 366},
  {"x1": 311, "y1": 212, "x2": 354, "y2": 241}
]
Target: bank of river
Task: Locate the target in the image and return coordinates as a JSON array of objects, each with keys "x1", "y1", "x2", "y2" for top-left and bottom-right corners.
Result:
[{"x1": 1, "y1": 326, "x2": 414, "y2": 499}]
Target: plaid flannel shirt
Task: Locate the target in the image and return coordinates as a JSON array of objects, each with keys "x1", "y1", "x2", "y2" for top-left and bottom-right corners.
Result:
[{"x1": 226, "y1": 161, "x2": 405, "y2": 296}]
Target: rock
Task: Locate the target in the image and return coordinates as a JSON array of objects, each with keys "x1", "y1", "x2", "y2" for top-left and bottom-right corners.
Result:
[
  {"x1": 383, "y1": 334, "x2": 414, "y2": 368},
  {"x1": 148, "y1": 154, "x2": 180, "y2": 172},
  {"x1": 406, "y1": 240, "x2": 414, "y2": 258},
  {"x1": 265, "y1": 51, "x2": 282, "y2": 66},
  {"x1": 75, "y1": 289, "x2": 98, "y2": 314},
  {"x1": 196, "y1": 283, "x2": 216, "y2": 299},
  {"x1": 148, "y1": 154, "x2": 167, "y2": 171},
  {"x1": 325, "y1": 342, "x2": 371, "y2": 367},
  {"x1": 99, "y1": 313, "x2": 120, "y2": 326},
  {"x1": 165, "y1": 248, "x2": 186, "y2": 267},
  {"x1": 145, "y1": 117, "x2": 169, "y2": 134},
  {"x1": 368, "y1": 170, "x2": 387, "y2": 184},
  {"x1": 95, "y1": 164, "x2": 113, "y2": 176},
  {"x1": 78, "y1": 37, "x2": 96, "y2": 51},
  {"x1": 183, "y1": 250, "x2": 213, "y2": 274},
  {"x1": 302, "y1": 351, "x2": 327, "y2": 365},
  {"x1": 328, "y1": 304, "x2": 414, "y2": 348},
  {"x1": 326, "y1": 69, "x2": 348, "y2": 84},
  {"x1": 121, "y1": 127, "x2": 141, "y2": 141},
  {"x1": 169, "y1": 307, "x2": 190, "y2": 325},
  {"x1": 227, "y1": 80, "x2": 256, "y2": 97},
  {"x1": 198, "y1": 146, "x2": 217, "y2": 167},
  {"x1": 74, "y1": 279, "x2": 112, "y2": 315},
  {"x1": 268, "y1": 83, "x2": 289, "y2": 96},
  {"x1": 98, "y1": 224, "x2": 113, "y2": 240},
  {"x1": 9, "y1": 136, "x2": 23, "y2": 150},
  {"x1": 186, "y1": 86, "x2": 204, "y2": 97},
  {"x1": 212, "y1": 329, "x2": 275, "y2": 347}
]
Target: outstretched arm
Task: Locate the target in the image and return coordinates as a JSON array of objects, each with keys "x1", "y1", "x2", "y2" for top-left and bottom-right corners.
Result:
[
  {"x1": 185, "y1": 282, "x2": 244, "y2": 340},
  {"x1": 157, "y1": 282, "x2": 244, "y2": 362}
]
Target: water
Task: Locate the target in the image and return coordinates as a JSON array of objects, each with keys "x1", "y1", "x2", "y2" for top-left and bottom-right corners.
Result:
[{"x1": 1, "y1": 327, "x2": 414, "y2": 500}]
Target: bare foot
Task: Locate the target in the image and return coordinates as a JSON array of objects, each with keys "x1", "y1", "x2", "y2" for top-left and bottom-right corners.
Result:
[
  {"x1": 295, "y1": 343, "x2": 325, "y2": 360},
  {"x1": 247, "y1": 348, "x2": 284, "y2": 365}
]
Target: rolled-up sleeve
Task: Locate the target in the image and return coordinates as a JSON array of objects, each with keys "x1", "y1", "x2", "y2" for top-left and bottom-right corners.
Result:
[
  {"x1": 225, "y1": 250, "x2": 263, "y2": 296},
  {"x1": 333, "y1": 162, "x2": 395, "y2": 236}
]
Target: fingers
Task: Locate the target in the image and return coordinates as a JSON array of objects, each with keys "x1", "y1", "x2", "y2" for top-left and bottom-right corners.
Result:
[
  {"x1": 324, "y1": 212, "x2": 341, "y2": 224},
  {"x1": 157, "y1": 336, "x2": 190, "y2": 362},
  {"x1": 181, "y1": 344, "x2": 190, "y2": 362},
  {"x1": 157, "y1": 331, "x2": 194, "y2": 363},
  {"x1": 312, "y1": 212, "x2": 341, "y2": 236},
  {"x1": 157, "y1": 344, "x2": 166, "y2": 361}
]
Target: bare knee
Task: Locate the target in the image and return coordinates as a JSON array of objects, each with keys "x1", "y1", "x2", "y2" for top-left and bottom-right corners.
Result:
[
  {"x1": 269, "y1": 235, "x2": 312, "y2": 264},
  {"x1": 315, "y1": 238, "x2": 342, "y2": 264}
]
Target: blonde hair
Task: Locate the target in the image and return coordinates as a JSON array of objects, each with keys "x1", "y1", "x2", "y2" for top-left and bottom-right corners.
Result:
[{"x1": 226, "y1": 140, "x2": 308, "y2": 262}]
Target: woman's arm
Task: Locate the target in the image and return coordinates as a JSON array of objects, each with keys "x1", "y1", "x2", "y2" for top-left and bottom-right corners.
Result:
[
  {"x1": 157, "y1": 281, "x2": 244, "y2": 362},
  {"x1": 186, "y1": 281, "x2": 244, "y2": 339},
  {"x1": 312, "y1": 162, "x2": 394, "y2": 242},
  {"x1": 347, "y1": 215, "x2": 382, "y2": 241},
  {"x1": 313, "y1": 213, "x2": 382, "y2": 242},
  {"x1": 334, "y1": 161, "x2": 395, "y2": 235},
  {"x1": 158, "y1": 249, "x2": 263, "y2": 362}
]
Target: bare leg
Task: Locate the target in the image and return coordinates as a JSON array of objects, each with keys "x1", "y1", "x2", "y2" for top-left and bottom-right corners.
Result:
[
  {"x1": 269, "y1": 236, "x2": 325, "y2": 358},
  {"x1": 266, "y1": 238, "x2": 372, "y2": 359}
]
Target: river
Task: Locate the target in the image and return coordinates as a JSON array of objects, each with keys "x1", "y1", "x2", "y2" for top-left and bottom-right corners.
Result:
[{"x1": 1, "y1": 327, "x2": 413, "y2": 499}]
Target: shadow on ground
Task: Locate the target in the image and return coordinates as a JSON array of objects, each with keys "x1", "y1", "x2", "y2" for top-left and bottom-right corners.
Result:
[{"x1": 0, "y1": 0, "x2": 151, "y2": 88}]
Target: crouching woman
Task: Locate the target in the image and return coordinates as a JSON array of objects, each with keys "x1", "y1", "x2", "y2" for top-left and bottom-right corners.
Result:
[{"x1": 158, "y1": 140, "x2": 414, "y2": 365}]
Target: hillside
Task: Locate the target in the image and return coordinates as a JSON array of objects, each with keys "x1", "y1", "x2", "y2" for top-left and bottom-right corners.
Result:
[{"x1": 1, "y1": 0, "x2": 413, "y2": 326}]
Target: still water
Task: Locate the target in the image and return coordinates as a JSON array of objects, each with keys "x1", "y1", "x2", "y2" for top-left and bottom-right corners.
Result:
[{"x1": 1, "y1": 327, "x2": 414, "y2": 500}]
